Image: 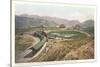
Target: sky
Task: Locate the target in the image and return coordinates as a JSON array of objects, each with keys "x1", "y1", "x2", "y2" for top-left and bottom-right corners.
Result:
[{"x1": 15, "y1": 2, "x2": 95, "y2": 22}]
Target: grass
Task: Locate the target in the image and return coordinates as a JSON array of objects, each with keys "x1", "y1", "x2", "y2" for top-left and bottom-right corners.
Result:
[
  {"x1": 63, "y1": 41, "x2": 94, "y2": 60},
  {"x1": 30, "y1": 32, "x2": 92, "y2": 62},
  {"x1": 15, "y1": 34, "x2": 34, "y2": 56},
  {"x1": 15, "y1": 27, "x2": 93, "y2": 62},
  {"x1": 81, "y1": 27, "x2": 94, "y2": 38},
  {"x1": 48, "y1": 30, "x2": 86, "y2": 39}
]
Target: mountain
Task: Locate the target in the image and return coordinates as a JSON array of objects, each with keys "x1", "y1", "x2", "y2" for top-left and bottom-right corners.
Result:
[
  {"x1": 15, "y1": 14, "x2": 81, "y2": 29},
  {"x1": 42, "y1": 16, "x2": 80, "y2": 27},
  {"x1": 81, "y1": 20, "x2": 94, "y2": 28},
  {"x1": 80, "y1": 20, "x2": 94, "y2": 35},
  {"x1": 15, "y1": 15, "x2": 57, "y2": 29}
]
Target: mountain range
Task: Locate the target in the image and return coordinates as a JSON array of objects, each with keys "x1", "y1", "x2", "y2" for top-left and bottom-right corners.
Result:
[{"x1": 15, "y1": 14, "x2": 94, "y2": 29}]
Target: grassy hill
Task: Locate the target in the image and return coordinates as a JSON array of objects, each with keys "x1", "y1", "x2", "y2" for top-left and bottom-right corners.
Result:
[{"x1": 15, "y1": 14, "x2": 80, "y2": 29}]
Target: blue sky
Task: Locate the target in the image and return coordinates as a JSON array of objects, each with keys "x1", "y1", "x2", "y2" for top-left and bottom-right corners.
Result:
[{"x1": 15, "y1": 2, "x2": 95, "y2": 22}]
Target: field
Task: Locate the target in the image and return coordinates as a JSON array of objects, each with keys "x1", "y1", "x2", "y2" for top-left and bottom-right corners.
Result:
[
  {"x1": 15, "y1": 27, "x2": 94, "y2": 63},
  {"x1": 14, "y1": 2, "x2": 95, "y2": 63}
]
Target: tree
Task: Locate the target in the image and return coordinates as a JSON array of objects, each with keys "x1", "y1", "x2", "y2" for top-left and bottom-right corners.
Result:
[
  {"x1": 59, "y1": 24, "x2": 66, "y2": 28},
  {"x1": 74, "y1": 24, "x2": 81, "y2": 30}
]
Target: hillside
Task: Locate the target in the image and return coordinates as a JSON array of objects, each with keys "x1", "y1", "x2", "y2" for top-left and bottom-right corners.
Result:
[
  {"x1": 81, "y1": 20, "x2": 94, "y2": 28},
  {"x1": 63, "y1": 41, "x2": 94, "y2": 60},
  {"x1": 15, "y1": 15, "x2": 57, "y2": 28},
  {"x1": 15, "y1": 14, "x2": 80, "y2": 29}
]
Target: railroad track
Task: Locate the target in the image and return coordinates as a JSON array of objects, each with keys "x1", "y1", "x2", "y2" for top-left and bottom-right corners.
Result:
[
  {"x1": 16, "y1": 31, "x2": 47, "y2": 63},
  {"x1": 16, "y1": 30, "x2": 91, "y2": 63}
]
